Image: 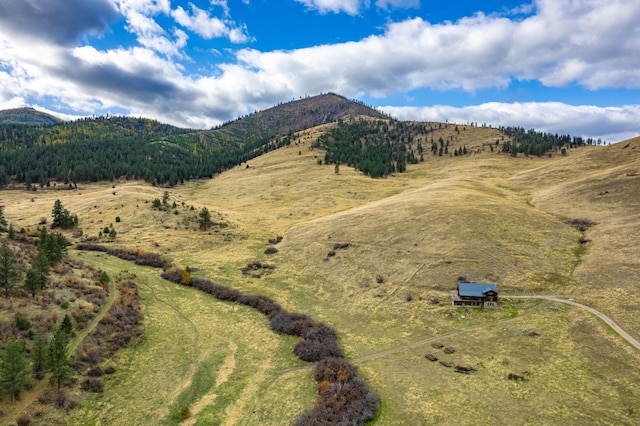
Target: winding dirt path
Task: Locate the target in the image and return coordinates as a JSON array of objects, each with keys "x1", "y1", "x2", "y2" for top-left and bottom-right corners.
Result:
[
  {"x1": 505, "y1": 295, "x2": 640, "y2": 350},
  {"x1": 1, "y1": 277, "x2": 119, "y2": 426}
]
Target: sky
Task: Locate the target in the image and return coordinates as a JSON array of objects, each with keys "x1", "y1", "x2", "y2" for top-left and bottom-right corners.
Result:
[{"x1": 0, "y1": 0, "x2": 639, "y2": 142}]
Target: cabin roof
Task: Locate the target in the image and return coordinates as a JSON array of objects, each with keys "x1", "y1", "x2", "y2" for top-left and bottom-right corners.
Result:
[{"x1": 458, "y1": 282, "x2": 498, "y2": 297}]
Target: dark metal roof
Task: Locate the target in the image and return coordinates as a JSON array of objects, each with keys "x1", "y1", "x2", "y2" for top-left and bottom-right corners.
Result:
[{"x1": 458, "y1": 282, "x2": 498, "y2": 297}]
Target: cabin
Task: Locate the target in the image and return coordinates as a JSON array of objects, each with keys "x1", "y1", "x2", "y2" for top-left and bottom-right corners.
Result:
[{"x1": 452, "y1": 282, "x2": 498, "y2": 308}]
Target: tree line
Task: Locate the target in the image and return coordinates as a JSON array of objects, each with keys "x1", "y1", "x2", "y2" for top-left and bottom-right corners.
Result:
[
  {"x1": 316, "y1": 119, "x2": 430, "y2": 178},
  {"x1": 0, "y1": 116, "x2": 281, "y2": 188},
  {"x1": 499, "y1": 126, "x2": 601, "y2": 156}
]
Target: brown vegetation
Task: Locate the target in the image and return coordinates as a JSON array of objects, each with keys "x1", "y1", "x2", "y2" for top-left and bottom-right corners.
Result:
[
  {"x1": 77, "y1": 280, "x2": 144, "y2": 370},
  {"x1": 293, "y1": 357, "x2": 379, "y2": 425}
]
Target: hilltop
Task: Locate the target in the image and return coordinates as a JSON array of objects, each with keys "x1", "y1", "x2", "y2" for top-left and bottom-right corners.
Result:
[
  {"x1": 201, "y1": 92, "x2": 388, "y2": 146},
  {"x1": 0, "y1": 107, "x2": 64, "y2": 125}
]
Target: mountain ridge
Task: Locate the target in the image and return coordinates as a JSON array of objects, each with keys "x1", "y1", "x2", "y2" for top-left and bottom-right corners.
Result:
[{"x1": 0, "y1": 107, "x2": 64, "y2": 125}]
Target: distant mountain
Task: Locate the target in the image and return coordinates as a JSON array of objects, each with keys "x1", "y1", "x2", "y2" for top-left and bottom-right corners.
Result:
[
  {"x1": 198, "y1": 92, "x2": 389, "y2": 149},
  {"x1": 0, "y1": 107, "x2": 64, "y2": 125},
  {"x1": 0, "y1": 94, "x2": 390, "y2": 187}
]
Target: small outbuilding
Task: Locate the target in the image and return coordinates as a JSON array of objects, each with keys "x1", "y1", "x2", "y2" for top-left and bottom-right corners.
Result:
[{"x1": 452, "y1": 282, "x2": 498, "y2": 308}]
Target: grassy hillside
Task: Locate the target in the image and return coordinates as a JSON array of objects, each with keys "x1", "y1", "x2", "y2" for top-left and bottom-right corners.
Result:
[
  {"x1": 1, "y1": 124, "x2": 639, "y2": 424},
  {"x1": 0, "y1": 108, "x2": 63, "y2": 125}
]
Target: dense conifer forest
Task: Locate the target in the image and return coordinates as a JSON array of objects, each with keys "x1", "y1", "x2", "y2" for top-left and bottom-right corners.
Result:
[
  {"x1": 316, "y1": 119, "x2": 428, "y2": 178},
  {"x1": 499, "y1": 126, "x2": 601, "y2": 156}
]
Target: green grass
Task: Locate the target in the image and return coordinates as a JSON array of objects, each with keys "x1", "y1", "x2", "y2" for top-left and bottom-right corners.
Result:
[{"x1": 62, "y1": 252, "x2": 314, "y2": 426}]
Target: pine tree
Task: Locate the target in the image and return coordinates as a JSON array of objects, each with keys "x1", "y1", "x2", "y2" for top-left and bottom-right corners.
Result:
[
  {"x1": 0, "y1": 340, "x2": 29, "y2": 402},
  {"x1": 0, "y1": 240, "x2": 21, "y2": 297},
  {"x1": 51, "y1": 199, "x2": 64, "y2": 228},
  {"x1": 0, "y1": 208, "x2": 7, "y2": 232},
  {"x1": 32, "y1": 248, "x2": 50, "y2": 289},
  {"x1": 32, "y1": 333, "x2": 47, "y2": 380},
  {"x1": 25, "y1": 268, "x2": 40, "y2": 298},
  {"x1": 198, "y1": 207, "x2": 212, "y2": 230},
  {"x1": 60, "y1": 314, "x2": 73, "y2": 335},
  {"x1": 51, "y1": 200, "x2": 77, "y2": 229},
  {"x1": 47, "y1": 327, "x2": 72, "y2": 400},
  {"x1": 37, "y1": 228, "x2": 67, "y2": 265}
]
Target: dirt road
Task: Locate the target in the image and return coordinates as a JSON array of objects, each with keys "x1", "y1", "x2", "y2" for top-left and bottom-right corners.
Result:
[{"x1": 506, "y1": 295, "x2": 640, "y2": 351}]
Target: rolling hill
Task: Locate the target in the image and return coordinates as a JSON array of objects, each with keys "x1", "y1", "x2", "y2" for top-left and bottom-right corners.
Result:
[
  {"x1": 0, "y1": 93, "x2": 390, "y2": 186},
  {"x1": 0, "y1": 97, "x2": 639, "y2": 424},
  {"x1": 0, "y1": 107, "x2": 64, "y2": 125}
]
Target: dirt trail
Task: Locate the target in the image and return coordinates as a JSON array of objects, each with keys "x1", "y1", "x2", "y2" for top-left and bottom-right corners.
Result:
[
  {"x1": 506, "y1": 295, "x2": 640, "y2": 350},
  {"x1": 1, "y1": 278, "x2": 119, "y2": 426}
]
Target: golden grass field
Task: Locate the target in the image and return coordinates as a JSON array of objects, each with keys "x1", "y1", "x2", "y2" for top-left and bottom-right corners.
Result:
[{"x1": 2, "y1": 125, "x2": 640, "y2": 425}]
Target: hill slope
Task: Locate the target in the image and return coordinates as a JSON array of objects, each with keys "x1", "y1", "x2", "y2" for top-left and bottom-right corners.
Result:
[
  {"x1": 200, "y1": 92, "x2": 388, "y2": 146},
  {"x1": 0, "y1": 107, "x2": 64, "y2": 125},
  {"x1": 1, "y1": 110, "x2": 639, "y2": 423},
  {"x1": 0, "y1": 94, "x2": 388, "y2": 186}
]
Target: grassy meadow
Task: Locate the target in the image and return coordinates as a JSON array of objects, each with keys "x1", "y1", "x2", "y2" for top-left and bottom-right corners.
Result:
[{"x1": 2, "y1": 126, "x2": 639, "y2": 424}]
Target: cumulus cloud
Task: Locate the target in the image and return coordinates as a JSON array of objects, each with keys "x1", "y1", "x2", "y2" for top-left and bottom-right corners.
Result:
[
  {"x1": 172, "y1": 4, "x2": 252, "y2": 43},
  {"x1": 381, "y1": 102, "x2": 640, "y2": 143},
  {"x1": 294, "y1": 0, "x2": 365, "y2": 15},
  {"x1": 235, "y1": 0, "x2": 640, "y2": 99},
  {"x1": 295, "y1": 0, "x2": 419, "y2": 15},
  {"x1": 0, "y1": 0, "x2": 118, "y2": 45}
]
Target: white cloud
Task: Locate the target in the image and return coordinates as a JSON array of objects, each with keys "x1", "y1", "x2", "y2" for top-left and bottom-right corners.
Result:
[
  {"x1": 376, "y1": 0, "x2": 419, "y2": 11},
  {"x1": 172, "y1": 4, "x2": 252, "y2": 43},
  {"x1": 295, "y1": 0, "x2": 419, "y2": 15},
  {"x1": 381, "y1": 102, "x2": 640, "y2": 143},
  {"x1": 294, "y1": 0, "x2": 365, "y2": 15}
]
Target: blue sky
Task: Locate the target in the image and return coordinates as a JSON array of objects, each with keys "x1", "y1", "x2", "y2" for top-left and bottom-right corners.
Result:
[{"x1": 0, "y1": 0, "x2": 638, "y2": 142}]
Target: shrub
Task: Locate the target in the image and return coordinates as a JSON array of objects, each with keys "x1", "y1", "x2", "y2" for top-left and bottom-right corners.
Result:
[
  {"x1": 269, "y1": 311, "x2": 314, "y2": 336},
  {"x1": 87, "y1": 366, "x2": 103, "y2": 377},
  {"x1": 179, "y1": 406, "x2": 191, "y2": 420},
  {"x1": 80, "y1": 345, "x2": 103, "y2": 365},
  {"x1": 268, "y1": 236, "x2": 283, "y2": 245},
  {"x1": 264, "y1": 247, "x2": 278, "y2": 255},
  {"x1": 237, "y1": 295, "x2": 281, "y2": 316},
  {"x1": 295, "y1": 358, "x2": 379, "y2": 425},
  {"x1": 16, "y1": 414, "x2": 31, "y2": 426},
  {"x1": 81, "y1": 377, "x2": 104, "y2": 393},
  {"x1": 15, "y1": 315, "x2": 31, "y2": 331},
  {"x1": 567, "y1": 218, "x2": 597, "y2": 232},
  {"x1": 76, "y1": 243, "x2": 109, "y2": 252},
  {"x1": 314, "y1": 357, "x2": 358, "y2": 383},
  {"x1": 293, "y1": 336, "x2": 343, "y2": 362}
]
